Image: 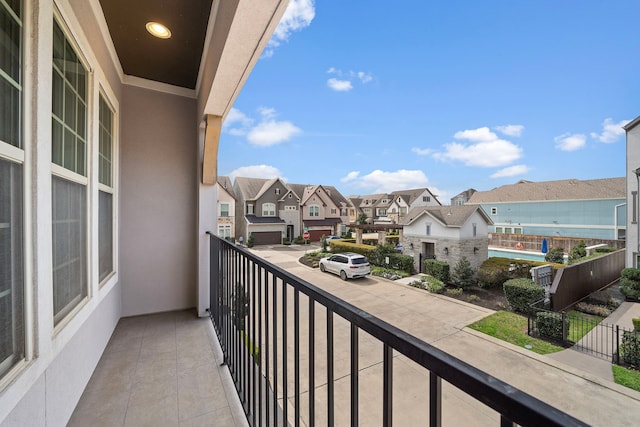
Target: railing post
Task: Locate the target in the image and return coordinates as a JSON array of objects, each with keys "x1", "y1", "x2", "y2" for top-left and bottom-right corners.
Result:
[
  {"x1": 561, "y1": 311, "x2": 567, "y2": 346},
  {"x1": 429, "y1": 372, "x2": 441, "y2": 427}
]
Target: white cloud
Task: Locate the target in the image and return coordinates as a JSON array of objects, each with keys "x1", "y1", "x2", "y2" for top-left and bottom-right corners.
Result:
[
  {"x1": 346, "y1": 169, "x2": 430, "y2": 193},
  {"x1": 433, "y1": 127, "x2": 523, "y2": 167},
  {"x1": 264, "y1": 0, "x2": 315, "y2": 57},
  {"x1": 223, "y1": 108, "x2": 254, "y2": 135},
  {"x1": 590, "y1": 118, "x2": 630, "y2": 143},
  {"x1": 225, "y1": 107, "x2": 302, "y2": 147},
  {"x1": 247, "y1": 121, "x2": 302, "y2": 146},
  {"x1": 490, "y1": 164, "x2": 530, "y2": 178},
  {"x1": 327, "y1": 78, "x2": 353, "y2": 92},
  {"x1": 411, "y1": 147, "x2": 433, "y2": 156},
  {"x1": 341, "y1": 171, "x2": 360, "y2": 182},
  {"x1": 228, "y1": 165, "x2": 284, "y2": 183},
  {"x1": 326, "y1": 68, "x2": 373, "y2": 92},
  {"x1": 357, "y1": 71, "x2": 373, "y2": 83},
  {"x1": 554, "y1": 133, "x2": 586, "y2": 151},
  {"x1": 495, "y1": 124, "x2": 524, "y2": 137}
]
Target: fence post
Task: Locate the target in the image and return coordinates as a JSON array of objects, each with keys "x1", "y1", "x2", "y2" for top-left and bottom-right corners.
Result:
[
  {"x1": 615, "y1": 325, "x2": 620, "y2": 366},
  {"x1": 561, "y1": 311, "x2": 567, "y2": 346}
]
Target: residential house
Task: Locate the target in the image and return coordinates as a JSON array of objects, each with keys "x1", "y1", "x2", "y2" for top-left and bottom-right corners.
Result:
[
  {"x1": 279, "y1": 184, "x2": 303, "y2": 242},
  {"x1": 625, "y1": 116, "x2": 640, "y2": 268},
  {"x1": 216, "y1": 176, "x2": 236, "y2": 240},
  {"x1": 233, "y1": 177, "x2": 288, "y2": 245},
  {"x1": 388, "y1": 187, "x2": 441, "y2": 223},
  {"x1": 467, "y1": 178, "x2": 627, "y2": 240},
  {"x1": 451, "y1": 188, "x2": 477, "y2": 206},
  {"x1": 300, "y1": 185, "x2": 345, "y2": 240},
  {"x1": 0, "y1": 1, "x2": 289, "y2": 423},
  {"x1": 401, "y1": 205, "x2": 493, "y2": 272}
]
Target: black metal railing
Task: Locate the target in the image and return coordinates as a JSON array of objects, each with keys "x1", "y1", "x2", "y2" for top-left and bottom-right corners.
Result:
[
  {"x1": 528, "y1": 299, "x2": 634, "y2": 363},
  {"x1": 207, "y1": 233, "x2": 586, "y2": 426}
]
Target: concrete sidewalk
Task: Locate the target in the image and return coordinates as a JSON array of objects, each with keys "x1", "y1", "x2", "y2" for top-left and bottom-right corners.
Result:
[{"x1": 251, "y1": 245, "x2": 640, "y2": 426}]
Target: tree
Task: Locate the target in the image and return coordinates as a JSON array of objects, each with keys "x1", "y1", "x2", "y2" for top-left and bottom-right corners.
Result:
[
  {"x1": 545, "y1": 247, "x2": 565, "y2": 263},
  {"x1": 569, "y1": 240, "x2": 587, "y2": 263},
  {"x1": 357, "y1": 213, "x2": 368, "y2": 225},
  {"x1": 451, "y1": 256, "x2": 475, "y2": 289}
]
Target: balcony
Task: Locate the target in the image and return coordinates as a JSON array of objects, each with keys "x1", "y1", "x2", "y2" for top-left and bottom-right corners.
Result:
[{"x1": 71, "y1": 235, "x2": 640, "y2": 426}]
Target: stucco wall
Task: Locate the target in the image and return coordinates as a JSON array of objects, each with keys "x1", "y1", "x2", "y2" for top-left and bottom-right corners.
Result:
[
  {"x1": 628, "y1": 122, "x2": 640, "y2": 267},
  {"x1": 120, "y1": 85, "x2": 197, "y2": 316}
]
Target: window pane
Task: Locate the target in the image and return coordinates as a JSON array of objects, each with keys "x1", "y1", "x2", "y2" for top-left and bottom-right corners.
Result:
[
  {"x1": 0, "y1": 158, "x2": 24, "y2": 379},
  {"x1": 98, "y1": 191, "x2": 113, "y2": 282},
  {"x1": 98, "y1": 96, "x2": 113, "y2": 186},
  {"x1": 52, "y1": 176, "x2": 87, "y2": 325},
  {"x1": 0, "y1": 1, "x2": 22, "y2": 149},
  {"x1": 51, "y1": 20, "x2": 87, "y2": 176}
]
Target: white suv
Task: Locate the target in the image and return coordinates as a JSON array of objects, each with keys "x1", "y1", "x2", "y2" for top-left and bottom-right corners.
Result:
[{"x1": 319, "y1": 252, "x2": 371, "y2": 280}]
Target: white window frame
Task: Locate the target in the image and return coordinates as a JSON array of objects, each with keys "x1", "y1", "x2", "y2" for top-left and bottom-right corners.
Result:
[
  {"x1": 96, "y1": 89, "x2": 117, "y2": 287},
  {"x1": 51, "y1": 14, "x2": 92, "y2": 328},
  {"x1": 491, "y1": 207, "x2": 498, "y2": 215},
  {"x1": 426, "y1": 223, "x2": 431, "y2": 236},
  {"x1": 309, "y1": 205, "x2": 319, "y2": 217},
  {"x1": 0, "y1": 0, "x2": 26, "y2": 385},
  {"x1": 220, "y1": 202, "x2": 230, "y2": 217},
  {"x1": 262, "y1": 202, "x2": 276, "y2": 217},
  {"x1": 218, "y1": 224, "x2": 232, "y2": 239},
  {"x1": 247, "y1": 203, "x2": 254, "y2": 215}
]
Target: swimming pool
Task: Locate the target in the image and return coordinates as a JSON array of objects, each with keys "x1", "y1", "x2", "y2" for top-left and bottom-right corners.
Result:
[{"x1": 488, "y1": 247, "x2": 547, "y2": 262}]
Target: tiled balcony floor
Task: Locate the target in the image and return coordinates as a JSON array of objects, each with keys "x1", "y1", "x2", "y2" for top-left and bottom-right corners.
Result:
[{"x1": 69, "y1": 310, "x2": 248, "y2": 427}]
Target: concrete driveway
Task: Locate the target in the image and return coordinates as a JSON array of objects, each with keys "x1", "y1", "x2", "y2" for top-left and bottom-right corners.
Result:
[{"x1": 250, "y1": 244, "x2": 640, "y2": 426}]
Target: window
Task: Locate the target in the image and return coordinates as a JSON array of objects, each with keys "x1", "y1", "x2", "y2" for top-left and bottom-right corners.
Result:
[
  {"x1": 423, "y1": 196, "x2": 430, "y2": 202},
  {"x1": 400, "y1": 207, "x2": 407, "y2": 215},
  {"x1": 472, "y1": 223, "x2": 477, "y2": 237},
  {"x1": 218, "y1": 225, "x2": 231, "y2": 239},
  {"x1": 285, "y1": 205, "x2": 296, "y2": 211},
  {"x1": 330, "y1": 208, "x2": 336, "y2": 215},
  {"x1": 262, "y1": 203, "x2": 276, "y2": 216},
  {"x1": 220, "y1": 203, "x2": 229, "y2": 217},
  {"x1": 52, "y1": 18, "x2": 89, "y2": 325},
  {"x1": 426, "y1": 223, "x2": 431, "y2": 236},
  {"x1": 495, "y1": 227, "x2": 503, "y2": 233},
  {"x1": 491, "y1": 207, "x2": 498, "y2": 215},
  {"x1": 633, "y1": 191, "x2": 638, "y2": 224},
  {"x1": 247, "y1": 204, "x2": 254, "y2": 215},
  {"x1": 513, "y1": 227, "x2": 523, "y2": 234},
  {"x1": 376, "y1": 208, "x2": 386, "y2": 216},
  {"x1": 288, "y1": 193, "x2": 292, "y2": 198},
  {"x1": 98, "y1": 94, "x2": 114, "y2": 283},
  {"x1": 349, "y1": 209, "x2": 354, "y2": 216},
  {"x1": 504, "y1": 227, "x2": 512, "y2": 234},
  {"x1": 275, "y1": 188, "x2": 280, "y2": 195},
  {"x1": 309, "y1": 205, "x2": 319, "y2": 217},
  {"x1": 0, "y1": 0, "x2": 25, "y2": 381},
  {"x1": 341, "y1": 208, "x2": 347, "y2": 216}
]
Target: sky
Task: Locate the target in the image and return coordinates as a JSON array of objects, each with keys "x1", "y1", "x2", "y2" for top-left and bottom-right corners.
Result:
[{"x1": 218, "y1": 0, "x2": 640, "y2": 203}]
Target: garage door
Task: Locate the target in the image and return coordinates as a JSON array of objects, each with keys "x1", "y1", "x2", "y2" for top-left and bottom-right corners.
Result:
[
  {"x1": 251, "y1": 231, "x2": 281, "y2": 245},
  {"x1": 309, "y1": 229, "x2": 332, "y2": 242}
]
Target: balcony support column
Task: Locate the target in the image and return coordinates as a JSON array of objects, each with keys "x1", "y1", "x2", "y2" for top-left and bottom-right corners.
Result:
[{"x1": 198, "y1": 116, "x2": 221, "y2": 316}]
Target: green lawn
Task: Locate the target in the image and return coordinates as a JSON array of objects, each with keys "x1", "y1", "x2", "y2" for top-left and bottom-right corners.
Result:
[
  {"x1": 567, "y1": 310, "x2": 605, "y2": 343},
  {"x1": 468, "y1": 311, "x2": 563, "y2": 355},
  {"x1": 612, "y1": 365, "x2": 640, "y2": 392}
]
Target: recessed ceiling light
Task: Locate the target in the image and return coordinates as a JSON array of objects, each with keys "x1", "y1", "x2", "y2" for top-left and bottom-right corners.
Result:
[{"x1": 146, "y1": 22, "x2": 171, "y2": 39}]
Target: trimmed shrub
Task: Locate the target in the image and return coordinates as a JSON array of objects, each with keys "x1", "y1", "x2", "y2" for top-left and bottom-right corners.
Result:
[
  {"x1": 330, "y1": 241, "x2": 377, "y2": 259},
  {"x1": 545, "y1": 247, "x2": 565, "y2": 263},
  {"x1": 478, "y1": 257, "x2": 562, "y2": 289},
  {"x1": 633, "y1": 318, "x2": 640, "y2": 332},
  {"x1": 535, "y1": 312, "x2": 569, "y2": 342},
  {"x1": 620, "y1": 331, "x2": 640, "y2": 368},
  {"x1": 425, "y1": 276, "x2": 445, "y2": 294},
  {"x1": 620, "y1": 268, "x2": 640, "y2": 301},
  {"x1": 424, "y1": 259, "x2": 450, "y2": 283},
  {"x1": 569, "y1": 240, "x2": 587, "y2": 263},
  {"x1": 451, "y1": 256, "x2": 475, "y2": 289},
  {"x1": 503, "y1": 278, "x2": 544, "y2": 313}
]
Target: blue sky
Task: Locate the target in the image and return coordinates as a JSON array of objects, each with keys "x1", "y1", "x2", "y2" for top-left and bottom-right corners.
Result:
[{"x1": 219, "y1": 0, "x2": 639, "y2": 202}]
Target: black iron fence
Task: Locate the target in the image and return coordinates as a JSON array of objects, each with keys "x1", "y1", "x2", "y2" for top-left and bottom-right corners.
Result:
[
  {"x1": 207, "y1": 233, "x2": 586, "y2": 426},
  {"x1": 528, "y1": 300, "x2": 635, "y2": 364}
]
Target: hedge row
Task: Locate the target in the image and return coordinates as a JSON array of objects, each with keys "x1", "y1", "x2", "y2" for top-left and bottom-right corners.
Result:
[
  {"x1": 503, "y1": 278, "x2": 544, "y2": 313},
  {"x1": 535, "y1": 312, "x2": 569, "y2": 342},
  {"x1": 424, "y1": 259, "x2": 450, "y2": 283},
  {"x1": 477, "y1": 257, "x2": 563, "y2": 289},
  {"x1": 329, "y1": 241, "x2": 413, "y2": 273}
]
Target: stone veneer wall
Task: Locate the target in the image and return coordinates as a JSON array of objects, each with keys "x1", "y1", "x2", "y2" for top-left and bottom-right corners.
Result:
[{"x1": 403, "y1": 235, "x2": 488, "y2": 274}]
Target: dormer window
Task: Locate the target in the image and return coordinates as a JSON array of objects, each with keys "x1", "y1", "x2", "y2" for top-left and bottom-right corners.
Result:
[{"x1": 288, "y1": 193, "x2": 292, "y2": 198}]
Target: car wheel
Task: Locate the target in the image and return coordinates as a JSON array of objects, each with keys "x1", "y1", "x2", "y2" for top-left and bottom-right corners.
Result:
[
  {"x1": 320, "y1": 264, "x2": 326, "y2": 272},
  {"x1": 340, "y1": 270, "x2": 347, "y2": 281}
]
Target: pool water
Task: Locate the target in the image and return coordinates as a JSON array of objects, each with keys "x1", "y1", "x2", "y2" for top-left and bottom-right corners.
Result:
[{"x1": 488, "y1": 247, "x2": 546, "y2": 262}]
